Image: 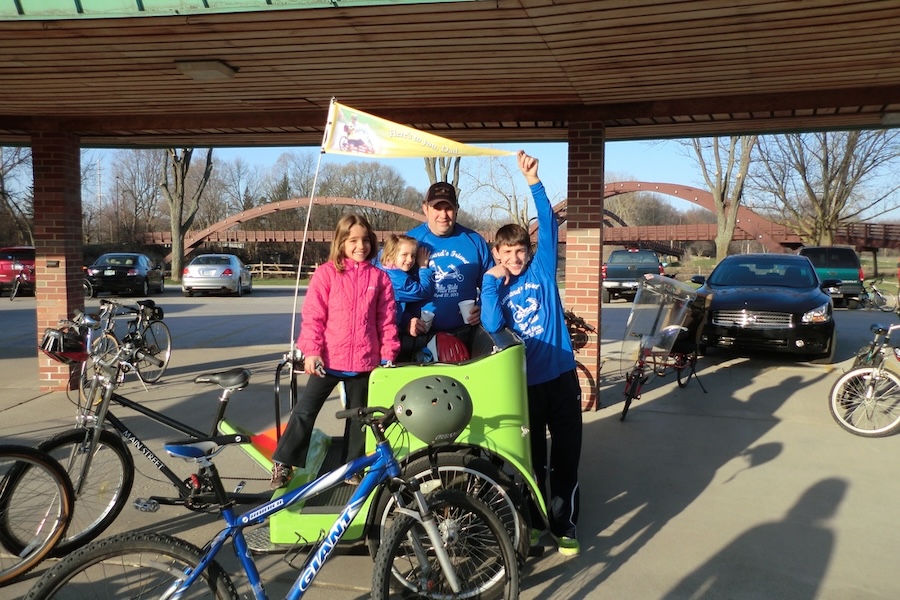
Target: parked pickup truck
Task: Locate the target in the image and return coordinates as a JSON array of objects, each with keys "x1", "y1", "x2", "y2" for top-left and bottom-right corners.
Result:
[{"x1": 601, "y1": 248, "x2": 665, "y2": 302}]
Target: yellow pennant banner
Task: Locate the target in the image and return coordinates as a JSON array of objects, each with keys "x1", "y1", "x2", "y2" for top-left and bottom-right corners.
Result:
[{"x1": 321, "y1": 100, "x2": 514, "y2": 158}]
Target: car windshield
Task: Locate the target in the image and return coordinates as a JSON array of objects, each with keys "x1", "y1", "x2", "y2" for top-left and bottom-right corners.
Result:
[
  {"x1": 709, "y1": 259, "x2": 816, "y2": 289},
  {"x1": 96, "y1": 255, "x2": 135, "y2": 267},
  {"x1": 608, "y1": 251, "x2": 658, "y2": 264}
]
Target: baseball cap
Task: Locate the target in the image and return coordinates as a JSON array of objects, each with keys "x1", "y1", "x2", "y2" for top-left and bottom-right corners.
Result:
[{"x1": 425, "y1": 182, "x2": 458, "y2": 207}]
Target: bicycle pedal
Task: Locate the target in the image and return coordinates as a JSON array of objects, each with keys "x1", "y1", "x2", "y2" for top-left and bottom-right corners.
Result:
[
  {"x1": 233, "y1": 480, "x2": 246, "y2": 494},
  {"x1": 133, "y1": 498, "x2": 160, "y2": 512}
]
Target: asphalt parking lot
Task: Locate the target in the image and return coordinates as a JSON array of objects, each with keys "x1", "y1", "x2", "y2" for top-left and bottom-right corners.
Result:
[{"x1": 2, "y1": 288, "x2": 900, "y2": 598}]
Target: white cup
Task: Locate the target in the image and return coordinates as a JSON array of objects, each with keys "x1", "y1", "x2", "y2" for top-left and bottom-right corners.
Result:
[
  {"x1": 458, "y1": 299, "x2": 475, "y2": 323},
  {"x1": 420, "y1": 310, "x2": 435, "y2": 332}
]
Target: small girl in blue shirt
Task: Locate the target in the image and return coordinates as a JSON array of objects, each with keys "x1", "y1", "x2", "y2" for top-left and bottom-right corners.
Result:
[{"x1": 379, "y1": 234, "x2": 434, "y2": 349}]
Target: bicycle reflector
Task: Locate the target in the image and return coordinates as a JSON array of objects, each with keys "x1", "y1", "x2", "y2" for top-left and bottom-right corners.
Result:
[{"x1": 40, "y1": 326, "x2": 88, "y2": 365}]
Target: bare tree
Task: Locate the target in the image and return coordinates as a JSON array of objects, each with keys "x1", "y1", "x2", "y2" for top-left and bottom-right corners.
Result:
[
  {"x1": 460, "y1": 155, "x2": 531, "y2": 228},
  {"x1": 0, "y1": 147, "x2": 34, "y2": 244},
  {"x1": 111, "y1": 149, "x2": 167, "y2": 241},
  {"x1": 680, "y1": 136, "x2": 757, "y2": 262},
  {"x1": 748, "y1": 131, "x2": 900, "y2": 245},
  {"x1": 159, "y1": 148, "x2": 214, "y2": 281},
  {"x1": 424, "y1": 157, "x2": 461, "y2": 189}
]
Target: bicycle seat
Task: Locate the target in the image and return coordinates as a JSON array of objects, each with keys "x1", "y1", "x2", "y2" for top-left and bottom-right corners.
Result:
[
  {"x1": 164, "y1": 433, "x2": 251, "y2": 460},
  {"x1": 137, "y1": 299, "x2": 156, "y2": 309},
  {"x1": 193, "y1": 368, "x2": 251, "y2": 391}
]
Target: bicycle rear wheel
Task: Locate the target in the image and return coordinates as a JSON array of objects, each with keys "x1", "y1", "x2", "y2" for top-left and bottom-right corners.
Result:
[
  {"x1": 22, "y1": 531, "x2": 238, "y2": 600},
  {"x1": 828, "y1": 367, "x2": 900, "y2": 437},
  {"x1": 874, "y1": 289, "x2": 896, "y2": 312},
  {"x1": 0, "y1": 445, "x2": 73, "y2": 585},
  {"x1": 367, "y1": 452, "x2": 531, "y2": 561},
  {"x1": 135, "y1": 319, "x2": 171, "y2": 383},
  {"x1": 9, "y1": 279, "x2": 19, "y2": 301},
  {"x1": 78, "y1": 333, "x2": 119, "y2": 404},
  {"x1": 372, "y1": 489, "x2": 518, "y2": 600},
  {"x1": 36, "y1": 428, "x2": 134, "y2": 555}
]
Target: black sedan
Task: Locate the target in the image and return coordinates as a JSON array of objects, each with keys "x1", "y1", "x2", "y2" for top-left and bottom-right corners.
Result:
[
  {"x1": 691, "y1": 254, "x2": 840, "y2": 363},
  {"x1": 86, "y1": 253, "x2": 165, "y2": 297}
]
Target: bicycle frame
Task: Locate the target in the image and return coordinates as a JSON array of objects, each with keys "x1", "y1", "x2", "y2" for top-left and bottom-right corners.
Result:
[
  {"x1": 75, "y1": 356, "x2": 264, "y2": 507},
  {"x1": 166, "y1": 419, "x2": 458, "y2": 600}
]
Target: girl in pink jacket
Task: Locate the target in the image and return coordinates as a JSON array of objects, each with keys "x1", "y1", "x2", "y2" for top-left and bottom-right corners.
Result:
[{"x1": 270, "y1": 213, "x2": 399, "y2": 488}]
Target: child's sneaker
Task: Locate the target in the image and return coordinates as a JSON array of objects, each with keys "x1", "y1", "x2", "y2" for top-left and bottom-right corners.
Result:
[
  {"x1": 270, "y1": 463, "x2": 292, "y2": 489},
  {"x1": 557, "y1": 536, "x2": 580, "y2": 556}
]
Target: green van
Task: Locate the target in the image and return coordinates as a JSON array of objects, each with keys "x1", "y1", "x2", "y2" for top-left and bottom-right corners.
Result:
[{"x1": 797, "y1": 246, "x2": 863, "y2": 307}]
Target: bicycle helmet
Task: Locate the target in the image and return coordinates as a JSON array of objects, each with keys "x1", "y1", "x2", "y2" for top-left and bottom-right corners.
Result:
[
  {"x1": 40, "y1": 326, "x2": 87, "y2": 365},
  {"x1": 426, "y1": 332, "x2": 470, "y2": 363},
  {"x1": 394, "y1": 375, "x2": 473, "y2": 445}
]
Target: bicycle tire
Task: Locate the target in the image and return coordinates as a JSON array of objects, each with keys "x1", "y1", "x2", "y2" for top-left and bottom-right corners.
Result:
[
  {"x1": 83, "y1": 279, "x2": 94, "y2": 299},
  {"x1": 675, "y1": 351, "x2": 697, "y2": 388},
  {"x1": 9, "y1": 279, "x2": 18, "y2": 301},
  {"x1": 135, "y1": 319, "x2": 171, "y2": 383},
  {"x1": 78, "y1": 333, "x2": 119, "y2": 404},
  {"x1": 0, "y1": 445, "x2": 73, "y2": 585},
  {"x1": 366, "y1": 452, "x2": 531, "y2": 561},
  {"x1": 828, "y1": 367, "x2": 900, "y2": 437},
  {"x1": 22, "y1": 531, "x2": 238, "y2": 600},
  {"x1": 35, "y1": 428, "x2": 134, "y2": 555},
  {"x1": 372, "y1": 489, "x2": 519, "y2": 600},
  {"x1": 875, "y1": 289, "x2": 896, "y2": 312}
]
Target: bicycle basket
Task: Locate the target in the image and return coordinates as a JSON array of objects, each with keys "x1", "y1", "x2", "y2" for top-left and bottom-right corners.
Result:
[{"x1": 40, "y1": 326, "x2": 88, "y2": 365}]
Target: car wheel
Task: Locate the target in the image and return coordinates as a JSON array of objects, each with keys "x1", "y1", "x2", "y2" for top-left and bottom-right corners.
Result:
[
  {"x1": 246, "y1": 277, "x2": 252, "y2": 295},
  {"x1": 183, "y1": 290, "x2": 193, "y2": 298},
  {"x1": 157, "y1": 278, "x2": 165, "y2": 294},
  {"x1": 140, "y1": 280, "x2": 149, "y2": 297},
  {"x1": 601, "y1": 288, "x2": 611, "y2": 303},
  {"x1": 235, "y1": 281, "x2": 243, "y2": 297}
]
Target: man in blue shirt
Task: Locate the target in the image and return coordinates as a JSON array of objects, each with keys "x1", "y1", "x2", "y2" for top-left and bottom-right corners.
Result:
[
  {"x1": 481, "y1": 150, "x2": 582, "y2": 556},
  {"x1": 407, "y1": 181, "x2": 493, "y2": 337}
]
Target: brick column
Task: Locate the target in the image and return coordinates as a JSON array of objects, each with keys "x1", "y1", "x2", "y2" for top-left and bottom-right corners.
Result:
[
  {"x1": 565, "y1": 122, "x2": 605, "y2": 410},
  {"x1": 31, "y1": 132, "x2": 84, "y2": 391}
]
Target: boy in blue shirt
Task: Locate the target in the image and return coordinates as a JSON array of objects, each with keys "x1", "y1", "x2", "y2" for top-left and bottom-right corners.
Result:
[{"x1": 481, "y1": 150, "x2": 582, "y2": 556}]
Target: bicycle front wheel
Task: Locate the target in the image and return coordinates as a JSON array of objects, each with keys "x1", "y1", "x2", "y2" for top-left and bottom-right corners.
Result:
[
  {"x1": 874, "y1": 289, "x2": 896, "y2": 312},
  {"x1": 37, "y1": 428, "x2": 134, "y2": 555},
  {"x1": 135, "y1": 319, "x2": 171, "y2": 383},
  {"x1": 372, "y1": 489, "x2": 518, "y2": 600},
  {"x1": 675, "y1": 350, "x2": 697, "y2": 388},
  {"x1": 829, "y1": 367, "x2": 900, "y2": 437},
  {"x1": 9, "y1": 279, "x2": 19, "y2": 301},
  {"x1": 0, "y1": 445, "x2": 73, "y2": 585},
  {"x1": 23, "y1": 531, "x2": 238, "y2": 600}
]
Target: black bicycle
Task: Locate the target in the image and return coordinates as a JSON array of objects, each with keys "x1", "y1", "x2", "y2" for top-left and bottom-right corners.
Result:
[
  {"x1": 26, "y1": 331, "x2": 267, "y2": 557},
  {"x1": 76, "y1": 298, "x2": 171, "y2": 392}
]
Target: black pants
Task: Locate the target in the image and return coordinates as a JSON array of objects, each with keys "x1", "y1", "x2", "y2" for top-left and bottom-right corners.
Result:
[
  {"x1": 272, "y1": 371, "x2": 370, "y2": 468},
  {"x1": 528, "y1": 369, "x2": 582, "y2": 539}
]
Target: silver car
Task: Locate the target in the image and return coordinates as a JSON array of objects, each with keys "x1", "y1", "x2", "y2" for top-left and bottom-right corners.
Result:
[{"x1": 182, "y1": 254, "x2": 252, "y2": 297}]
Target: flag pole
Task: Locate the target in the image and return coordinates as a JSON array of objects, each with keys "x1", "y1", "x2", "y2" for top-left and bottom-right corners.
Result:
[{"x1": 287, "y1": 97, "x2": 335, "y2": 360}]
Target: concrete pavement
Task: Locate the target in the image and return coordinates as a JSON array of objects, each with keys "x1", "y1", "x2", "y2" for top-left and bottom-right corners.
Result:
[{"x1": 1, "y1": 291, "x2": 899, "y2": 598}]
